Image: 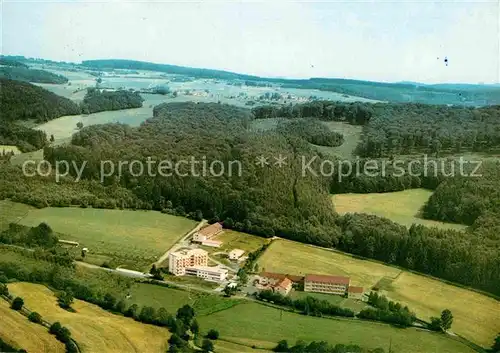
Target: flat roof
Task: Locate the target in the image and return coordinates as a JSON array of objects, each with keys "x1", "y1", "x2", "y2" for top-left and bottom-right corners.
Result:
[{"x1": 305, "y1": 274, "x2": 350, "y2": 285}]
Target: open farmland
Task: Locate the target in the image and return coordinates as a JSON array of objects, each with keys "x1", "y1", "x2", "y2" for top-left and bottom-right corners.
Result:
[
  {"x1": 258, "y1": 239, "x2": 499, "y2": 347},
  {"x1": 0, "y1": 299, "x2": 65, "y2": 353},
  {"x1": 332, "y1": 189, "x2": 468, "y2": 230},
  {"x1": 258, "y1": 239, "x2": 402, "y2": 289},
  {"x1": 198, "y1": 302, "x2": 476, "y2": 353},
  {"x1": 18, "y1": 207, "x2": 197, "y2": 270},
  {"x1": 8, "y1": 282, "x2": 170, "y2": 353},
  {"x1": 379, "y1": 271, "x2": 500, "y2": 347},
  {"x1": 0, "y1": 200, "x2": 34, "y2": 230}
]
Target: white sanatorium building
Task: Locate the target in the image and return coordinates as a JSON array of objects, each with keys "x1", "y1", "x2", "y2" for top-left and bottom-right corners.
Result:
[{"x1": 168, "y1": 248, "x2": 228, "y2": 282}]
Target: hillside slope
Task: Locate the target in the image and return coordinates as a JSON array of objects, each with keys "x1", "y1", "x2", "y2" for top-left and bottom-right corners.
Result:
[{"x1": 0, "y1": 79, "x2": 80, "y2": 123}]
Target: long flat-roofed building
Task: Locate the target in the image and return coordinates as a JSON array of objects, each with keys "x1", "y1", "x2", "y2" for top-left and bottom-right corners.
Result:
[
  {"x1": 185, "y1": 265, "x2": 228, "y2": 282},
  {"x1": 304, "y1": 274, "x2": 350, "y2": 295},
  {"x1": 192, "y1": 222, "x2": 223, "y2": 242}
]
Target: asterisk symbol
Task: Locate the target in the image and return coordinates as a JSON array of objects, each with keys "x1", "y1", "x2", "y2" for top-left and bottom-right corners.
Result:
[
  {"x1": 274, "y1": 154, "x2": 287, "y2": 168},
  {"x1": 255, "y1": 156, "x2": 269, "y2": 168}
]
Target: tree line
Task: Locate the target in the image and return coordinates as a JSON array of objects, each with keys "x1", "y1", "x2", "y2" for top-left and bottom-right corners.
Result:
[
  {"x1": 252, "y1": 101, "x2": 374, "y2": 125},
  {"x1": 0, "y1": 66, "x2": 68, "y2": 84},
  {"x1": 80, "y1": 88, "x2": 144, "y2": 114},
  {"x1": 256, "y1": 290, "x2": 355, "y2": 318},
  {"x1": 276, "y1": 119, "x2": 344, "y2": 147},
  {"x1": 273, "y1": 339, "x2": 385, "y2": 353}
]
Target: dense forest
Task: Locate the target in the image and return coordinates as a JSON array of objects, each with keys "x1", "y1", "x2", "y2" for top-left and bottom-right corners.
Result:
[
  {"x1": 0, "y1": 66, "x2": 68, "y2": 84},
  {"x1": 0, "y1": 79, "x2": 80, "y2": 122},
  {"x1": 253, "y1": 101, "x2": 500, "y2": 157},
  {"x1": 0, "y1": 123, "x2": 47, "y2": 152},
  {"x1": 0, "y1": 102, "x2": 486, "y2": 296},
  {"x1": 0, "y1": 58, "x2": 28, "y2": 68},
  {"x1": 252, "y1": 101, "x2": 374, "y2": 125},
  {"x1": 423, "y1": 163, "x2": 500, "y2": 226},
  {"x1": 82, "y1": 59, "x2": 500, "y2": 105},
  {"x1": 276, "y1": 119, "x2": 344, "y2": 147},
  {"x1": 356, "y1": 104, "x2": 500, "y2": 157},
  {"x1": 80, "y1": 88, "x2": 144, "y2": 114}
]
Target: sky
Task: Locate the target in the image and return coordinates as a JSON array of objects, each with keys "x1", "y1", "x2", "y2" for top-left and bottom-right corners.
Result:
[{"x1": 1, "y1": 0, "x2": 499, "y2": 84}]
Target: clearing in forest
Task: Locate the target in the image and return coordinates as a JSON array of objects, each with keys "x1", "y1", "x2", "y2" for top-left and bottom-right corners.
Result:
[{"x1": 332, "y1": 188, "x2": 467, "y2": 230}]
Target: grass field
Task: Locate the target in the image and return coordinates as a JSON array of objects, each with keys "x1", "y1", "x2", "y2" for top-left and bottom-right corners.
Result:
[
  {"x1": 18, "y1": 207, "x2": 197, "y2": 270},
  {"x1": 289, "y1": 290, "x2": 368, "y2": 312},
  {"x1": 259, "y1": 239, "x2": 402, "y2": 289},
  {"x1": 332, "y1": 189, "x2": 468, "y2": 230},
  {"x1": 379, "y1": 271, "x2": 500, "y2": 348},
  {"x1": 0, "y1": 200, "x2": 35, "y2": 231},
  {"x1": 128, "y1": 283, "x2": 243, "y2": 316},
  {"x1": 9, "y1": 149, "x2": 44, "y2": 166},
  {"x1": 258, "y1": 239, "x2": 499, "y2": 347},
  {"x1": 8, "y1": 282, "x2": 170, "y2": 353},
  {"x1": 0, "y1": 145, "x2": 21, "y2": 155},
  {"x1": 198, "y1": 302, "x2": 475, "y2": 353},
  {"x1": 314, "y1": 121, "x2": 363, "y2": 159},
  {"x1": 215, "y1": 339, "x2": 273, "y2": 353},
  {"x1": 0, "y1": 299, "x2": 65, "y2": 353},
  {"x1": 213, "y1": 229, "x2": 269, "y2": 253}
]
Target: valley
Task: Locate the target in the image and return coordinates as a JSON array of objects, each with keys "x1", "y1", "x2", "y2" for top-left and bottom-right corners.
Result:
[{"x1": 1, "y1": 53, "x2": 499, "y2": 353}]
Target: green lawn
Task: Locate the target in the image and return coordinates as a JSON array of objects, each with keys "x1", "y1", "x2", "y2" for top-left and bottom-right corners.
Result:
[
  {"x1": 198, "y1": 303, "x2": 476, "y2": 353},
  {"x1": 332, "y1": 189, "x2": 468, "y2": 230},
  {"x1": 214, "y1": 230, "x2": 269, "y2": 253},
  {"x1": 0, "y1": 200, "x2": 35, "y2": 231},
  {"x1": 128, "y1": 282, "x2": 243, "y2": 316},
  {"x1": 18, "y1": 207, "x2": 197, "y2": 270}
]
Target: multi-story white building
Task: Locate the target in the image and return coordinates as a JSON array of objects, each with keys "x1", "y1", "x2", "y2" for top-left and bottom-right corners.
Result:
[
  {"x1": 168, "y1": 248, "x2": 228, "y2": 282},
  {"x1": 169, "y1": 248, "x2": 208, "y2": 276}
]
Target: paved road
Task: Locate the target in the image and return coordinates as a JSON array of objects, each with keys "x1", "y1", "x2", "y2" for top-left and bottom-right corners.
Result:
[{"x1": 154, "y1": 219, "x2": 207, "y2": 267}]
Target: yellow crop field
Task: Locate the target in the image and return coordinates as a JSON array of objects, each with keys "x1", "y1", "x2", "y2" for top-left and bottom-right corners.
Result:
[
  {"x1": 0, "y1": 299, "x2": 65, "y2": 353},
  {"x1": 8, "y1": 282, "x2": 170, "y2": 353}
]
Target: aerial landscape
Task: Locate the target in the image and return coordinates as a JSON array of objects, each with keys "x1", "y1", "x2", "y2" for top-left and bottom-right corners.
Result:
[{"x1": 1, "y1": 1, "x2": 499, "y2": 353}]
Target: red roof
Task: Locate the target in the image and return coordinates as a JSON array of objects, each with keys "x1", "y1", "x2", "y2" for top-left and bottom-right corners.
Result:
[
  {"x1": 260, "y1": 272, "x2": 304, "y2": 283},
  {"x1": 305, "y1": 274, "x2": 350, "y2": 285},
  {"x1": 198, "y1": 223, "x2": 223, "y2": 237},
  {"x1": 275, "y1": 277, "x2": 292, "y2": 289},
  {"x1": 348, "y1": 286, "x2": 364, "y2": 293}
]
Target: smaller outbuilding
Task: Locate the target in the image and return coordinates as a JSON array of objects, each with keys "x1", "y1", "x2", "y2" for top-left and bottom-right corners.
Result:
[
  {"x1": 347, "y1": 286, "x2": 364, "y2": 300},
  {"x1": 229, "y1": 249, "x2": 245, "y2": 260}
]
